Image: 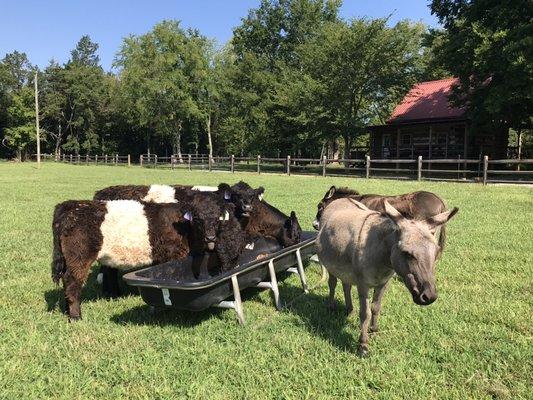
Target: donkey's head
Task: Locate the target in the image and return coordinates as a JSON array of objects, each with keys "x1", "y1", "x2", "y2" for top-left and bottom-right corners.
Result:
[
  {"x1": 313, "y1": 186, "x2": 360, "y2": 230},
  {"x1": 384, "y1": 201, "x2": 458, "y2": 306}
]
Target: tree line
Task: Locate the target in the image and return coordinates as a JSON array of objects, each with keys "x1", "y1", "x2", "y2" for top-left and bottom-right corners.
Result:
[{"x1": 0, "y1": 0, "x2": 531, "y2": 161}]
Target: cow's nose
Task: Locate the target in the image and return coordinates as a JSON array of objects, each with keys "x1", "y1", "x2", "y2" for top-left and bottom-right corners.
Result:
[
  {"x1": 243, "y1": 204, "x2": 252, "y2": 211},
  {"x1": 205, "y1": 235, "x2": 216, "y2": 242},
  {"x1": 312, "y1": 219, "x2": 320, "y2": 230}
]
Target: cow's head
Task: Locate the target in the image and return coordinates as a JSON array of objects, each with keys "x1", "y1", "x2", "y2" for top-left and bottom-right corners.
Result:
[
  {"x1": 218, "y1": 181, "x2": 264, "y2": 218},
  {"x1": 280, "y1": 211, "x2": 302, "y2": 247},
  {"x1": 183, "y1": 194, "x2": 236, "y2": 252}
]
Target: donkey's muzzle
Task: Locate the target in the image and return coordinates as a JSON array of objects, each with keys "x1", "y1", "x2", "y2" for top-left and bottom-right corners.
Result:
[{"x1": 413, "y1": 288, "x2": 437, "y2": 306}]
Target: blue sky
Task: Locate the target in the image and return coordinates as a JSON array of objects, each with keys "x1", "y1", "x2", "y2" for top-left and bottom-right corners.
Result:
[{"x1": 0, "y1": 1, "x2": 438, "y2": 71}]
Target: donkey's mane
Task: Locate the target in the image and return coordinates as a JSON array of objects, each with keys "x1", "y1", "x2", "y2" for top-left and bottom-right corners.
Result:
[{"x1": 335, "y1": 187, "x2": 360, "y2": 196}]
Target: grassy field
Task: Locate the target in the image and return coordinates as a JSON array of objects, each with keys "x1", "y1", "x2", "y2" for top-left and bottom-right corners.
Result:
[{"x1": 0, "y1": 162, "x2": 531, "y2": 399}]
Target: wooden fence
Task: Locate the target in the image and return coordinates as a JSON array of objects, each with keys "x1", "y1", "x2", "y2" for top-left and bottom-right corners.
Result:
[{"x1": 49, "y1": 153, "x2": 533, "y2": 185}]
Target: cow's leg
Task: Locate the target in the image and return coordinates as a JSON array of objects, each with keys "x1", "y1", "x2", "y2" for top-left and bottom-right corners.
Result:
[
  {"x1": 62, "y1": 268, "x2": 87, "y2": 321},
  {"x1": 107, "y1": 268, "x2": 121, "y2": 298},
  {"x1": 342, "y1": 282, "x2": 354, "y2": 316},
  {"x1": 356, "y1": 285, "x2": 371, "y2": 357},
  {"x1": 327, "y1": 273, "x2": 337, "y2": 310},
  {"x1": 370, "y1": 282, "x2": 389, "y2": 333}
]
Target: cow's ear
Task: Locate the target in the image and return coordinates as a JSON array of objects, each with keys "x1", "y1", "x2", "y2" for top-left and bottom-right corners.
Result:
[
  {"x1": 182, "y1": 206, "x2": 193, "y2": 222},
  {"x1": 218, "y1": 183, "x2": 231, "y2": 200},
  {"x1": 290, "y1": 211, "x2": 297, "y2": 222},
  {"x1": 325, "y1": 186, "x2": 336, "y2": 199}
]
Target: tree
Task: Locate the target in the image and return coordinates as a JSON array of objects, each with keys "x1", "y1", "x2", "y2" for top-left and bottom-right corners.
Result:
[
  {"x1": 296, "y1": 18, "x2": 427, "y2": 160},
  {"x1": 0, "y1": 52, "x2": 37, "y2": 160},
  {"x1": 3, "y1": 86, "x2": 35, "y2": 161},
  {"x1": 115, "y1": 21, "x2": 210, "y2": 157},
  {"x1": 430, "y1": 0, "x2": 533, "y2": 131}
]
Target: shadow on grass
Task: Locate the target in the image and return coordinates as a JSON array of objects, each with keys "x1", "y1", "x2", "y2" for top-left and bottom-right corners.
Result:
[
  {"x1": 110, "y1": 304, "x2": 218, "y2": 327},
  {"x1": 279, "y1": 284, "x2": 359, "y2": 354},
  {"x1": 44, "y1": 266, "x2": 138, "y2": 313}
]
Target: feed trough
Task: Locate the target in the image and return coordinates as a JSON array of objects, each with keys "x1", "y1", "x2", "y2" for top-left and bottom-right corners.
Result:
[{"x1": 123, "y1": 231, "x2": 317, "y2": 324}]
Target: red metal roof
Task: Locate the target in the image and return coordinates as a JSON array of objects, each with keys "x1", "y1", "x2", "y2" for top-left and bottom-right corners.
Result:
[{"x1": 387, "y1": 78, "x2": 466, "y2": 123}]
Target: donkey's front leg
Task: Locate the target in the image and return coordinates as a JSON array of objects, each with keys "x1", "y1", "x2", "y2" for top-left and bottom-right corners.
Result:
[
  {"x1": 356, "y1": 285, "x2": 371, "y2": 357},
  {"x1": 370, "y1": 282, "x2": 390, "y2": 333}
]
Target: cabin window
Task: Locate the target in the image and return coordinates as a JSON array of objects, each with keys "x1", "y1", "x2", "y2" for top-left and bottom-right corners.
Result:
[{"x1": 382, "y1": 134, "x2": 391, "y2": 158}]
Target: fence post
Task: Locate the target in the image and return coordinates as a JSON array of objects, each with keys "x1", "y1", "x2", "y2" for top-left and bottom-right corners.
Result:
[
  {"x1": 95, "y1": 155, "x2": 98, "y2": 165},
  {"x1": 322, "y1": 155, "x2": 327, "y2": 177},
  {"x1": 115, "y1": 154, "x2": 118, "y2": 165},
  {"x1": 127, "y1": 154, "x2": 131, "y2": 167},
  {"x1": 365, "y1": 155, "x2": 370, "y2": 179},
  {"x1": 188, "y1": 154, "x2": 192, "y2": 171},
  {"x1": 154, "y1": 155, "x2": 157, "y2": 167},
  {"x1": 257, "y1": 155, "x2": 261, "y2": 174},
  {"x1": 139, "y1": 155, "x2": 143, "y2": 167},
  {"x1": 286, "y1": 155, "x2": 291, "y2": 176},
  {"x1": 170, "y1": 155, "x2": 175, "y2": 170},
  {"x1": 63, "y1": 154, "x2": 66, "y2": 162},
  {"x1": 70, "y1": 154, "x2": 73, "y2": 163},
  {"x1": 231, "y1": 154, "x2": 235, "y2": 173},
  {"x1": 77, "y1": 154, "x2": 80, "y2": 164},
  {"x1": 86, "y1": 154, "x2": 89, "y2": 165},
  {"x1": 483, "y1": 155, "x2": 488, "y2": 185},
  {"x1": 417, "y1": 156, "x2": 422, "y2": 181},
  {"x1": 208, "y1": 155, "x2": 212, "y2": 172}
]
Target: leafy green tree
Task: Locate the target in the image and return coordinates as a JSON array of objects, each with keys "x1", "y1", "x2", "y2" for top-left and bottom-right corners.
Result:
[
  {"x1": 3, "y1": 86, "x2": 35, "y2": 161},
  {"x1": 0, "y1": 52, "x2": 37, "y2": 160},
  {"x1": 430, "y1": 0, "x2": 533, "y2": 131},
  {"x1": 115, "y1": 21, "x2": 210, "y2": 157},
  {"x1": 296, "y1": 18, "x2": 427, "y2": 159}
]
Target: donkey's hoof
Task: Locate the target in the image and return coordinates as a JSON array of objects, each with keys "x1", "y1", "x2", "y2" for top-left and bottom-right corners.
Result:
[
  {"x1": 370, "y1": 326, "x2": 379, "y2": 333},
  {"x1": 357, "y1": 344, "x2": 369, "y2": 358}
]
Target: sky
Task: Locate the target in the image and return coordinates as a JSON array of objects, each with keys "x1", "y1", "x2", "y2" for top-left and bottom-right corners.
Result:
[{"x1": 0, "y1": 0, "x2": 438, "y2": 71}]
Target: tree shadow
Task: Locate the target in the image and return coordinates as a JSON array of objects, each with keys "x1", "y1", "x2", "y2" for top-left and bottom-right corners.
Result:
[{"x1": 278, "y1": 284, "x2": 359, "y2": 354}]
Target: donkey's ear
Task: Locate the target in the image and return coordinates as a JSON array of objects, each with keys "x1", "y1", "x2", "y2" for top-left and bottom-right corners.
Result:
[
  {"x1": 384, "y1": 201, "x2": 403, "y2": 223},
  {"x1": 426, "y1": 207, "x2": 459, "y2": 230},
  {"x1": 325, "y1": 186, "x2": 336, "y2": 199}
]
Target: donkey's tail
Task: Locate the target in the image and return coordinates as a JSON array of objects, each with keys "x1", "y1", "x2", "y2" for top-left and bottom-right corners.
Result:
[{"x1": 51, "y1": 206, "x2": 66, "y2": 284}]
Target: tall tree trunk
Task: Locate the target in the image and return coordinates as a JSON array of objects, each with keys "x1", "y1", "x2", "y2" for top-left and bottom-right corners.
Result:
[
  {"x1": 16, "y1": 148, "x2": 22, "y2": 162},
  {"x1": 174, "y1": 121, "x2": 183, "y2": 163},
  {"x1": 54, "y1": 123, "x2": 63, "y2": 160},
  {"x1": 343, "y1": 133, "x2": 352, "y2": 167},
  {"x1": 207, "y1": 114, "x2": 213, "y2": 159}
]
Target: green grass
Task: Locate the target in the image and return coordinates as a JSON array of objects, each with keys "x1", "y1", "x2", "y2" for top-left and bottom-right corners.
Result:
[{"x1": 0, "y1": 162, "x2": 531, "y2": 399}]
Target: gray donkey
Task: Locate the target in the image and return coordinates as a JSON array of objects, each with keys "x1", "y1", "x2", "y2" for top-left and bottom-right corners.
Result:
[{"x1": 316, "y1": 198, "x2": 458, "y2": 356}]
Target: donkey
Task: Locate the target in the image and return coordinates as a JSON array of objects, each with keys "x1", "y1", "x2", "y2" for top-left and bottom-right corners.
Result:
[
  {"x1": 316, "y1": 198, "x2": 458, "y2": 356},
  {"x1": 314, "y1": 186, "x2": 449, "y2": 314}
]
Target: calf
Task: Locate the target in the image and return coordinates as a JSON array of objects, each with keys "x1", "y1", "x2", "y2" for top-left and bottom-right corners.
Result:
[
  {"x1": 232, "y1": 182, "x2": 302, "y2": 247},
  {"x1": 316, "y1": 198, "x2": 458, "y2": 356},
  {"x1": 51, "y1": 195, "x2": 244, "y2": 321}
]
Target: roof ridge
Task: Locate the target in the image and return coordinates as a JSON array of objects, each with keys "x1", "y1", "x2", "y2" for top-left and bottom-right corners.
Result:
[{"x1": 415, "y1": 77, "x2": 457, "y2": 86}]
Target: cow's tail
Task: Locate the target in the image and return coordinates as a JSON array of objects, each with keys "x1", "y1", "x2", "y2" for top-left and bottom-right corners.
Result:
[{"x1": 51, "y1": 205, "x2": 66, "y2": 284}]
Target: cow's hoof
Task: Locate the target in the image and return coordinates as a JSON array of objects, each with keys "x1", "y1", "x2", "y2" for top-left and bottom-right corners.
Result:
[
  {"x1": 357, "y1": 344, "x2": 369, "y2": 358},
  {"x1": 68, "y1": 315, "x2": 82, "y2": 322}
]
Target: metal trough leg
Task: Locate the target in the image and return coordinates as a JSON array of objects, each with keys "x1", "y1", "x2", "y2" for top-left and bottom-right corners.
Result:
[
  {"x1": 295, "y1": 248, "x2": 309, "y2": 293},
  {"x1": 264, "y1": 259, "x2": 281, "y2": 310},
  {"x1": 231, "y1": 275, "x2": 245, "y2": 325},
  {"x1": 256, "y1": 259, "x2": 281, "y2": 310}
]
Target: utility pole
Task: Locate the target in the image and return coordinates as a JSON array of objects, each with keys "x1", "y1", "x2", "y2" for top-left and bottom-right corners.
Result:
[{"x1": 34, "y1": 71, "x2": 41, "y2": 167}]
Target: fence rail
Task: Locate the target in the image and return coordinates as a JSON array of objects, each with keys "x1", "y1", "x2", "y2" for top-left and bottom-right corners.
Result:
[{"x1": 43, "y1": 153, "x2": 533, "y2": 185}]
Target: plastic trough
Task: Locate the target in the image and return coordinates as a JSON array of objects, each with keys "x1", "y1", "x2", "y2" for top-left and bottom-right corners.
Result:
[{"x1": 123, "y1": 231, "x2": 317, "y2": 325}]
